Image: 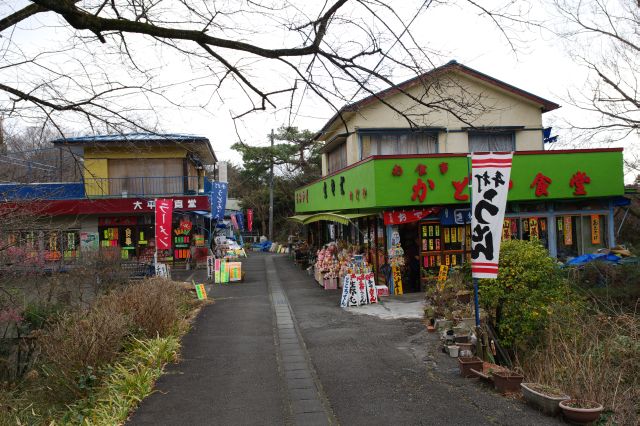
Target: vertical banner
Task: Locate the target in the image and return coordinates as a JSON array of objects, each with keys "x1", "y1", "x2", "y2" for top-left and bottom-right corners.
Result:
[
  {"x1": 392, "y1": 265, "x2": 403, "y2": 295},
  {"x1": 211, "y1": 182, "x2": 228, "y2": 221},
  {"x1": 591, "y1": 215, "x2": 601, "y2": 244},
  {"x1": 471, "y1": 153, "x2": 513, "y2": 279},
  {"x1": 214, "y1": 258, "x2": 221, "y2": 283},
  {"x1": 564, "y1": 216, "x2": 573, "y2": 245},
  {"x1": 230, "y1": 213, "x2": 239, "y2": 230},
  {"x1": 236, "y1": 213, "x2": 245, "y2": 231},
  {"x1": 155, "y1": 199, "x2": 173, "y2": 251},
  {"x1": 247, "y1": 209, "x2": 253, "y2": 232}
]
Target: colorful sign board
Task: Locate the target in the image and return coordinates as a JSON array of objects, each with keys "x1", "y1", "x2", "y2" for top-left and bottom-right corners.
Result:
[
  {"x1": 294, "y1": 149, "x2": 623, "y2": 213},
  {"x1": 193, "y1": 281, "x2": 208, "y2": 300},
  {"x1": 228, "y1": 262, "x2": 242, "y2": 282},
  {"x1": 470, "y1": 153, "x2": 512, "y2": 279}
]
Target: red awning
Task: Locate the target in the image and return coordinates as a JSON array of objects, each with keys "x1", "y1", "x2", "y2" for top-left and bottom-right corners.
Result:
[{"x1": 383, "y1": 208, "x2": 440, "y2": 226}]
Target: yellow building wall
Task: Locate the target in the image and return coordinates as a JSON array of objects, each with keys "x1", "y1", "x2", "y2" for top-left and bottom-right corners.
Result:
[
  {"x1": 83, "y1": 158, "x2": 109, "y2": 196},
  {"x1": 83, "y1": 146, "x2": 189, "y2": 195}
]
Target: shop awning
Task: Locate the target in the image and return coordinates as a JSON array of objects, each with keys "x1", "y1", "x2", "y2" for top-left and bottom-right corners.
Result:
[
  {"x1": 288, "y1": 214, "x2": 314, "y2": 224},
  {"x1": 301, "y1": 212, "x2": 374, "y2": 225}
]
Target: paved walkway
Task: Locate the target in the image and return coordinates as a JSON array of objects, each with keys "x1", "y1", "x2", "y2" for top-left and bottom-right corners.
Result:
[{"x1": 129, "y1": 253, "x2": 562, "y2": 425}]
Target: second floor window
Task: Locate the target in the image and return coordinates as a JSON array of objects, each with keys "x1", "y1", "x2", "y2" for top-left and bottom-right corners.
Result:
[
  {"x1": 361, "y1": 131, "x2": 437, "y2": 157},
  {"x1": 327, "y1": 142, "x2": 347, "y2": 173},
  {"x1": 468, "y1": 131, "x2": 515, "y2": 152}
]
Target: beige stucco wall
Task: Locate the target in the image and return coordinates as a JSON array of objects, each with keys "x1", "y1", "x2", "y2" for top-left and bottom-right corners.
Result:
[
  {"x1": 515, "y1": 130, "x2": 544, "y2": 151},
  {"x1": 317, "y1": 70, "x2": 549, "y2": 175}
]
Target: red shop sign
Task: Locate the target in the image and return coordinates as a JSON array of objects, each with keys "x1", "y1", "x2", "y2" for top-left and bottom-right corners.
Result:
[
  {"x1": 155, "y1": 199, "x2": 173, "y2": 250},
  {"x1": 383, "y1": 208, "x2": 440, "y2": 225}
]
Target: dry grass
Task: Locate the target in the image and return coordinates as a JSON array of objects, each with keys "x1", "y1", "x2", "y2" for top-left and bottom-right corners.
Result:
[
  {"x1": 520, "y1": 305, "x2": 639, "y2": 425},
  {"x1": 102, "y1": 277, "x2": 193, "y2": 338},
  {"x1": 33, "y1": 277, "x2": 194, "y2": 405}
]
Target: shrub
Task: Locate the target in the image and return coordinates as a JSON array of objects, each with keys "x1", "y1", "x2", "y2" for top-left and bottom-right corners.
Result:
[{"x1": 478, "y1": 239, "x2": 575, "y2": 351}]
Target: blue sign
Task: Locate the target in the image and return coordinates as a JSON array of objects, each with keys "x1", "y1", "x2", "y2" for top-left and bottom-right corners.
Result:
[
  {"x1": 210, "y1": 182, "x2": 228, "y2": 221},
  {"x1": 236, "y1": 212, "x2": 245, "y2": 231},
  {"x1": 440, "y1": 207, "x2": 471, "y2": 225}
]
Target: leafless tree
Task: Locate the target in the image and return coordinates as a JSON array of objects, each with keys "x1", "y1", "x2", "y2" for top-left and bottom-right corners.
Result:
[
  {"x1": 0, "y1": 0, "x2": 534, "y2": 139},
  {"x1": 553, "y1": 0, "x2": 639, "y2": 147}
]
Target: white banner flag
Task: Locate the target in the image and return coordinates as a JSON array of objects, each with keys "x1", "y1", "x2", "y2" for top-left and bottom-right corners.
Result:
[{"x1": 471, "y1": 153, "x2": 513, "y2": 279}]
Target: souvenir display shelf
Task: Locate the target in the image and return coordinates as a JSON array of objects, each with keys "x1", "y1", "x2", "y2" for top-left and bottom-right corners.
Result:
[{"x1": 420, "y1": 221, "x2": 471, "y2": 279}]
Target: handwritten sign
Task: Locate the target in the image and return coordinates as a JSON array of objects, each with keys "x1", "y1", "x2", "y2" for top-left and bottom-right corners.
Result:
[
  {"x1": 392, "y1": 265, "x2": 403, "y2": 295},
  {"x1": 471, "y1": 153, "x2": 513, "y2": 279},
  {"x1": 193, "y1": 281, "x2": 207, "y2": 300},
  {"x1": 591, "y1": 215, "x2": 601, "y2": 244},
  {"x1": 155, "y1": 199, "x2": 173, "y2": 250},
  {"x1": 437, "y1": 265, "x2": 449, "y2": 292}
]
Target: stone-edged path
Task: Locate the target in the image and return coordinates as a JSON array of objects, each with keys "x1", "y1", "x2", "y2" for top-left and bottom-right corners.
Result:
[{"x1": 129, "y1": 253, "x2": 562, "y2": 425}]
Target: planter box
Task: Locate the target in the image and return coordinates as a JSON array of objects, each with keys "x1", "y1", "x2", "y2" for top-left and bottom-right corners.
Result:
[
  {"x1": 492, "y1": 370, "x2": 524, "y2": 394},
  {"x1": 521, "y1": 383, "x2": 570, "y2": 416},
  {"x1": 458, "y1": 356, "x2": 483, "y2": 378}
]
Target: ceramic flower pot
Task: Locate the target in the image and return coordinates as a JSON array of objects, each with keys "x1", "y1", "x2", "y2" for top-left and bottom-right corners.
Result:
[
  {"x1": 520, "y1": 383, "x2": 570, "y2": 416},
  {"x1": 458, "y1": 356, "x2": 483, "y2": 378},
  {"x1": 559, "y1": 399, "x2": 603, "y2": 425},
  {"x1": 492, "y1": 370, "x2": 524, "y2": 394}
]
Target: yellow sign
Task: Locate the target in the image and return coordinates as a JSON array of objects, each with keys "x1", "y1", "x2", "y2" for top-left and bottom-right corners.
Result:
[
  {"x1": 591, "y1": 215, "x2": 601, "y2": 244},
  {"x1": 437, "y1": 265, "x2": 449, "y2": 291},
  {"x1": 392, "y1": 265, "x2": 403, "y2": 295}
]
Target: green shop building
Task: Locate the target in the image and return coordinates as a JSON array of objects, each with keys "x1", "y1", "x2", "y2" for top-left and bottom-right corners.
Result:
[{"x1": 292, "y1": 61, "x2": 625, "y2": 293}]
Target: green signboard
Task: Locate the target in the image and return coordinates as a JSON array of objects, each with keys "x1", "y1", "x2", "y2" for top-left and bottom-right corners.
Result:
[{"x1": 294, "y1": 149, "x2": 623, "y2": 213}]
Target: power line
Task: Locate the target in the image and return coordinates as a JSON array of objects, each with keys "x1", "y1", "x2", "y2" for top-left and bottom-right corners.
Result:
[{"x1": 0, "y1": 154, "x2": 57, "y2": 169}]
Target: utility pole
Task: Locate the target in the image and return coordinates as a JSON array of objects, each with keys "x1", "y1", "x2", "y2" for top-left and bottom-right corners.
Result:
[{"x1": 268, "y1": 129, "x2": 274, "y2": 241}]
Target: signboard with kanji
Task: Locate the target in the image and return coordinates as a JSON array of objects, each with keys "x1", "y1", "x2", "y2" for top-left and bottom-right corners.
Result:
[
  {"x1": 470, "y1": 153, "x2": 512, "y2": 279},
  {"x1": 155, "y1": 199, "x2": 173, "y2": 251},
  {"x1": 211, "y1": 182, "x2": 228, "y2": 220},
  {"x1": 294, "y1": 149, "x2": 623, "y2": 213}
]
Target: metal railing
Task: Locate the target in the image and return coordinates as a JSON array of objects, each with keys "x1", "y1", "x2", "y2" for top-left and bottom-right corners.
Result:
[{"x1": 84, "y1": 176, "x2": 202, "y2": 197}]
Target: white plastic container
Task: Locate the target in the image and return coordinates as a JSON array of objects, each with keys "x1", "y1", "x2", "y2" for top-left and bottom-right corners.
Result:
[{"x1": 448, "y1": 345, "x2": 459, "y2": 357}]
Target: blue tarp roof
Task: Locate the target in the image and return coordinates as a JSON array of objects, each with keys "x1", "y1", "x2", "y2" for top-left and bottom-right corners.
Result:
[{"x1": 0, "y1": 182, "x2": 85, "y2": 200}]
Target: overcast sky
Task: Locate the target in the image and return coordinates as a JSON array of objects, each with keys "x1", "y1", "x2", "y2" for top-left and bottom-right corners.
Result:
[{"x1": 2, "y1": 1, "x2": 637, "y2": 179}]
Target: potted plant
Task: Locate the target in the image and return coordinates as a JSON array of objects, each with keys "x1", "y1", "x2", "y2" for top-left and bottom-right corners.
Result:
[
  {"x1": 491, "y1": 369, "x2": 524, "y2": 394},
  {"x1": 520, "y1": 383, "x2": 570, "y2": 416},
  {"x1": 559, "y1": 399, "x2": 603, "y2": 424},
  {"x1": 458, "y1": 356, "x2": 483, "y2": 378}
]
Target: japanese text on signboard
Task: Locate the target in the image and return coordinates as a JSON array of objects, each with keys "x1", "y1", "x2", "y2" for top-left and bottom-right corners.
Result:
[
  {"x1": 471, "y1": 153, "x2": 513, "y2": 279},
  {"x1": 211, "y1": 182, "x2": 228, "y2": 220},
  {"x1": 155, "y1": 199, "x2": 173, "y2": 250}
]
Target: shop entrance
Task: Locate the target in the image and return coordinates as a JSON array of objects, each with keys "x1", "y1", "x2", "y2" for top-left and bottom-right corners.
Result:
[{"x1": 397, "y1": 222, "x2": 421, "y2": 293}]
